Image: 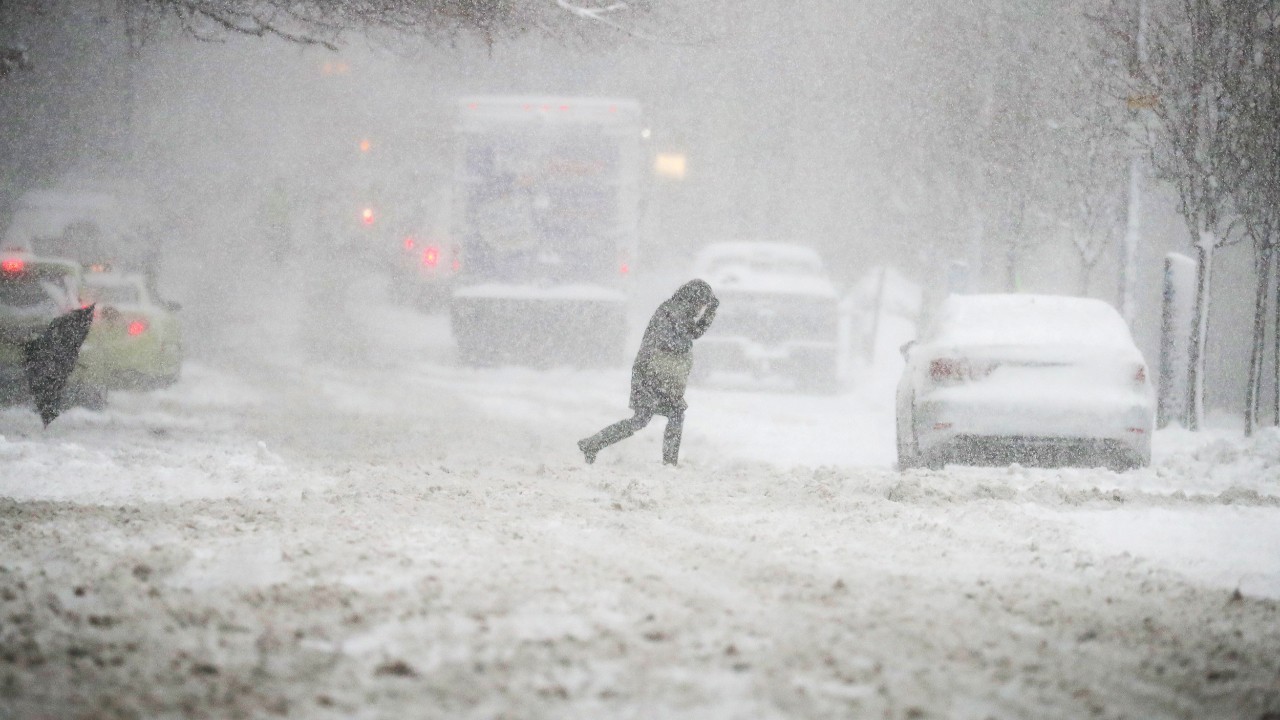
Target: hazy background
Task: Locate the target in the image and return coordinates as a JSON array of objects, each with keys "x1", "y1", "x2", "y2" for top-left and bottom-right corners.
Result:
[{"x1": 0, "y1": 0, "x2": 1259, "y2": 414}]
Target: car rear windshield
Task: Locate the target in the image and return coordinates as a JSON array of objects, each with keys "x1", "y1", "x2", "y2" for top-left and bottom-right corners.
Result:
[
  {"x1": 82, "y1": 284, "x2": 141, "y2": 305},
  {"x1": 0, "y1": 276, "x2": 61, "y2": 309}
]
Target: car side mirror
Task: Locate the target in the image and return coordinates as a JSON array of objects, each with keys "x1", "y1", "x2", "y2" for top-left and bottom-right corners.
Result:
[
  {"x1": 164, "y1": 300, "x2": 183, "y2": 312},
  {"x1": 899, "y1": 340, "x2": 916, "y2": 360}
]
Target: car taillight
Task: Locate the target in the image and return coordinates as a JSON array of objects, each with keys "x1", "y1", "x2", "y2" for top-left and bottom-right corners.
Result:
[
  {"x1": 403, "y1": 237, "x2": 416, "y2": 251},
  {"x1": 930, "y1": 358, "x2": 960, "y2": 382},
  {"x1": 929, "y1": 358, "x2": 995, "y2": 385},
  {"x1": 422, "y1": 247, "x2": 439, "y2": 267},
  {"x1": 1, "y1": 258, "x2": 24, "y2": 274},
  {"x1": 127, "y1": 319, "x2": 148, "y2": 336}
]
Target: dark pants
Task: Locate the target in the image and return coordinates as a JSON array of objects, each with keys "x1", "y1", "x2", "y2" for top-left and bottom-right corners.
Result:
[{"x1": 581, "y1": 407, "x2": 684, "y2": 464}]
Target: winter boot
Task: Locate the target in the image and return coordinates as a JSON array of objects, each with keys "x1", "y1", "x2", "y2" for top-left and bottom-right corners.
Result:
[
  {"x1": 577, "y1": 438, "x2": 598, "y2": 465},
  {"x1": 662, "y1": 412, "x2": 683, "y2": 466}
]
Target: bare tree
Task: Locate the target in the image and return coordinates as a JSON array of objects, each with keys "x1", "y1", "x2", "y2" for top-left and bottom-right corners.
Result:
[
  {"x1": 1046, "y1": 31, "x2": 1131, "y2": 297},
  {"x1": 1060, "y1": 128, "x2": 1128, "y2": 295},
  {"x1": 0, "y1": 0, "x2": 661, "y2": 59},
  {"x1": 1231, "y1": 1, "x2": 1280, "y2": 435},
  {"x1": 1103, "y1": 0, "x2": 1251, "y2": 429}
]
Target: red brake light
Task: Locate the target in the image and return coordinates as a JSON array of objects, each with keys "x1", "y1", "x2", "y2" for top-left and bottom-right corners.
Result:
[
  {"x1": 361, "y1": 208, "x2": 375, "y2": 225},
  {"x1": 1, "y1": 258, "x2": 25, "y2": 274},
  {"x1": 929, "y1": 358, "x2": 995, "y2": 384},
  {"x1": 403, "y1": 237, "x2": 416, "y2": 251},
  {"x1": 127, "y1": 319, "x2": 148, "y2": 336},
  {"x1": 930, "y1": 358, "x2": 960, "y2": 382},
  {"x1": 422, "y1": 247, "x2": 439, "y2": 267},
  {"x1": 620, "y1": 262, "x2": 630, "y2": 275}
]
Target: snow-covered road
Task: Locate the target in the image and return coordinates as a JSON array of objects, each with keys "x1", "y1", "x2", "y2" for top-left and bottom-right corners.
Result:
[{"x1": 2, "y1": 284, "x2": 1279, "y2": 719}]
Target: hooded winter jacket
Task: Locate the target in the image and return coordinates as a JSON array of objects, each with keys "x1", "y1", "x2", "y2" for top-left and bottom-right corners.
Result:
[{"x1": 629, "y1": 279, "x2": 718, "y2": 415}]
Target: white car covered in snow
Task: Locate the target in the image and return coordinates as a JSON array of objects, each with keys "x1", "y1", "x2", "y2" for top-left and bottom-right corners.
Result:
[
  {"x1": 692, "y1": 241, "x2": 840, "y2": 392},
  {"x1": 896, "y1": 294, "x2": 1154, "y2": 471}
]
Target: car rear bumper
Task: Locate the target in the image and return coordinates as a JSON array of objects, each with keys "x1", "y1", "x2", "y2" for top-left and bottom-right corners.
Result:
[{"x1": 913, "y1": 395, "x2": 1152, "y2": 467}]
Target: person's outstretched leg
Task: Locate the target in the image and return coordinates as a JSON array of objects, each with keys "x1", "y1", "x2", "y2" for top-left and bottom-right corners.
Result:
[
  {"x1": 662, "y1": 410, "x2": 684, "y2": 465},
  {"x1": 579, "y1": 409, "x2": 654, "y2": 464}
]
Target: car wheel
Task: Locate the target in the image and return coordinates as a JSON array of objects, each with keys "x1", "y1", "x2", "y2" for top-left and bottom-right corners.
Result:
[
  {"x1": 896, "y1": 406, "x2": 919, "y2": 470},
  {"x1": 1107, "y1": 451, "x2": 1149, "y2": 473},
  {"x1": 67, "y1": 383, "x2": 108, "y2": 411},
  {"x1": 896, "y1": 434, "x2": 917, "y2": 470}
]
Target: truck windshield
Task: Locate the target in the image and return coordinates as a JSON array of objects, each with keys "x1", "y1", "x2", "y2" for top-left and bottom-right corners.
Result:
[{"x1": 460, "y1": 126, "x2": 622, "y2": 283}]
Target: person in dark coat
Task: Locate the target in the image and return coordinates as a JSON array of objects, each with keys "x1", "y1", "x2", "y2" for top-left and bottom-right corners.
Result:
[{"x1": 578, "y1": 279, "x2": 719, "y2": 466}]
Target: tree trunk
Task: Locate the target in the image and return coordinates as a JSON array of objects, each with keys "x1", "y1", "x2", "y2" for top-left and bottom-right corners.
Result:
[
  {"x1": 1245, "y1": 246, "x2": 1272, "y2": 436},
  {"x1": 1186, "y1": 236, "x2": 1213, "y2": 431},
  {"x1": 1121, "y1": 154, "x2": 1142, "y2": 326},
  {"x1": 1274, "y1": 248, "x2": 1280, "y2": 426}
]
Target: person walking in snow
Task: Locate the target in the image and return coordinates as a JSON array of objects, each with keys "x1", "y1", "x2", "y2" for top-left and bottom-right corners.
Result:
[{"x1": 578, "y1": 279, "x2": 719, "y2": 466}]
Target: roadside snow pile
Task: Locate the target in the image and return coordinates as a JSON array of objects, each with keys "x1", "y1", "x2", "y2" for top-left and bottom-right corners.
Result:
[
  {"x1": 1151, "y1": 426, "x2": 1280, "y2": 498},
  {"x1": 0, "y1": 424, "x2": 307, "y2": 504},
  {"x1": 0, "y1": 361, "x2": 328, "y2": 504}
]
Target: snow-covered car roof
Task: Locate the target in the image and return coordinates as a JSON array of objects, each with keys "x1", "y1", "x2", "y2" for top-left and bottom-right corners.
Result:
[
  {"x1": 929, "y1": 294, "x2": 1137, "y2": 349},
  {"x1": 693, "y1": 241, "x2": 837, "y2": 298}
]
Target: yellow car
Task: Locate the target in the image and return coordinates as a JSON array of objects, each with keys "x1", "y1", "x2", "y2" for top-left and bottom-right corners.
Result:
[{"x1": 80, "y1": 272, "x2": 183, "y2": 390}]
